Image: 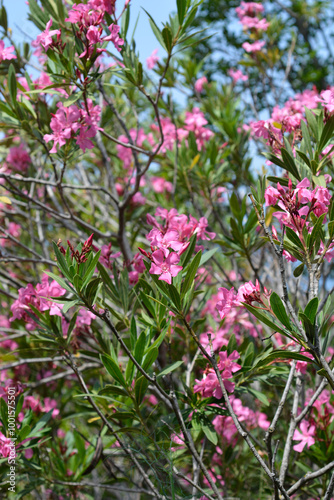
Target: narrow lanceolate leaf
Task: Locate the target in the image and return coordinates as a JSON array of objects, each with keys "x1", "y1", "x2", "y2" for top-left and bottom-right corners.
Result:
[
  {"x1": 270, "y1": 292, "x2": 292, "y2": 330},
  {"x1": 177, "y1": 0, "x2": 187, "y2": 24},
  {"x1": 156, "y1": 360, "x2": 184, "y2": 379},
  {"x1": 181, "y1": 250, "x2": 201, "y2": 298},
  {"x1": 293, "y1": 263, "x2": 304, "y2": 278},
  {"x1": 308, "y1": 214, "x2": 325, "y2": 251},
  {"x1": 318, "y1": 114, "x2": 334, "y2": 152},
  {"x1": 254, "y1": 350, "x2": 315, "y2": 369},
  {"x1": 134, "y1": 330, "x2": 146, "y2": 365},
  {"x1": 304, "y1": 297, "x2": 319, "y2": 324},
  {"x1": 281, "y1": 148, "x2": 301, "y2": 181},
  {"x1": 285, "y1": 227, "x2": 304, "y2": 250},
  {"x1": 8, "y1": 64, "x2": 17, "y2": 104},
  {"x1": 134, "y1": 375, "x2": 149, "y2": 404},
  {"x1": 243, "y1": 304, "x2": 295, "y2": 341},
  {"x1": 101, "y1": 354, "x2": 127, "y2": 389}
]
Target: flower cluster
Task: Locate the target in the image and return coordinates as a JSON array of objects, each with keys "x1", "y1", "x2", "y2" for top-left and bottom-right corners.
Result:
[
  {"x1": 194, "y1": 76, "x2": 208, "y2": 93},
  {"x1": 146, "y1": 48, "x2": 159, "y2": 69},
  {"x1": 65, "y1": 2, "x2": 123, "y2": 58},
  {"x1": 236, "y1": 2, "x2": 269, "y2": 32},
  {"x1": 116, "y1": 108, "x2": 214, "y2": 166},
  {"x1": 249, "y1": 88, "x2": 322, "y2": 153},
  {"x1": 10, "y1": 274, "x2": 66, "y2": 330},
  {"x1": 139, "y1": 207, "x2": 215, "y2": 284},
  {"x1": 33, "y1": 19, "x2": 61, "y2": 53},
  {"x1": 6, "y1": 145, "x2": 31, "y2": 172},
  {"x1": 213, "y1": 395, "x2": 270, "y2": 446},
  {"x1": 236, "y1": 2, "x2": 269, "y2": 54},
  {"x1": 194, "y1": 350, "x2": 241, "y2": 397},
  {"x1": 65, "y1": 233, "x2": 94, "y2": 264},
  {"x1": 228, "y1": 69, "x2": 248, "y2": 83},
  {"x1": 44, "y1": 99, "x2": 102, "y2": 153},
  {"x1": 216, "y1": 279, "x2": 264, "y2": 320},
  {"x1": 0, "y1": 40, "x2": 16, "y2": 62},
  {"x1": 265, "y1": 178, "x2": 331, "y2": 233}
]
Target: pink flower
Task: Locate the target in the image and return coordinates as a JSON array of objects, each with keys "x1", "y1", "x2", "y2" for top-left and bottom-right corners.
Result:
[
  {"x1": 228, "y1": 69, "x2": 248, "y2": 83},
  {"x1": 240, "y1": 16, "x2": 269, "y2": 31},
  {"x1": 35, "y1": 19, "x2": 61, "y2": 52},
  {"x1": 236, "y1": 2, "x2": 264, "y2": 18},
  {"x1": 293, "y1": 421, "x2": 315, "y2": 452},
  {"x1": 194, "y1": 76, "x2": 208, "y2": 93},
  {"x1": 103, "y1": 24, "x2": 124, "y2": 52},
  {"x1": 149, "y1": 250, "x2": 182, "y2": 285},
  {"x1": 0, "y1": 40, "x2": 16, "y2": 61},
  {"x1": 217, "y1": 350, "x2": 241, "y2": 379},
  {"x1": 216, "y1": 287, "x2": 239, "y2": 319},
  {"x1": 237, "y1": 280, "x2": 260, "y2": 303},
  {"x1": 151, "y1": 176, "x2": 173, "y2": 194},
  {"x1": 6, "y1": 145, "x2": 31, "y2": 172},
  {"x1": 242, "y1": 40, "x2": 266, "y2": 53},
  {"x1": 265, "y1": 186, "x2": 280, "y2": 206},
  {"x1": 317, "y1": 89, "x2": 334, "y2": 113},
  {"x1": 146, "y1": 49, "x2": 159, "y2": 69}
]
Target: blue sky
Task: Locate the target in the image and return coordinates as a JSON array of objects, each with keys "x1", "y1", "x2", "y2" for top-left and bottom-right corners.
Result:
[{"x1": 6, "y1": 0, "x2": 175, "y2": 61}]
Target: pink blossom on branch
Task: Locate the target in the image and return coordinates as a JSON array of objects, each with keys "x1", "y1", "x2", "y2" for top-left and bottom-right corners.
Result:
[
  {"x1": 0, "y1": 40, "x2": 16, "y2": 61},
  {"x1": 34, "y1": 19, "x2": 61, "y2": 52},
  {"x1": 146, "y1": 49, "x2": 159, "y2": 69},
  {"x1": 242, "y1": 40, "x2": 266, "y2": 53},
  {"x1": 149, "y1": 250, "x2": 182, "y2": 285},
  {"x1": 293, "y1": 421, "x2": 316, "y2": 452},
  {"x1": 194, "y1": 350, "x2": 241, "y2": 398},
  {"x1": 194, "y1": 76, "x2": 208, "y2": 93},
  {"x1": 6, "y1": 145, "x2": 31, "y2": 172},
  {"x1": 228, "y1": 69, "x2": 248, "y2": 83}
]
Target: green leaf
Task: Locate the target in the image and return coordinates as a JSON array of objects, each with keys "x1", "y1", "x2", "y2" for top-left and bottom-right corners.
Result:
[
  {"x1": 248, "y1": 388, "x2": 269, "y2": 406},
  {"x1": 270, "y1": 292, "x2": 291, "y2": 330},
  {"x1": 281, "y1": 148, "x2": 301, "y2": 181},
  {"x1": 52, "y1": 241, "x2": 72, "y2": 280},
  {"x1": 101, "y1": 354, "x2": 127, "y2": 389},
  {"x1": 201, "y1": 418, "x2": 218, "y2": 445},
  {"x1": 142, "y1": 347, "x2": 158, "y2": 371},
  {"x1": 99, "y1": 385, "x2": 128, "y2": 397},
  {"x1": 143, "y1": 9, "x2": 166, "y2": 50},
  {"x1": 134, "y1": 330, "x2": 146, "y2": 365},
  {"x1": 295, "y1": 149, "x2": 311, "y2": 169},
  {"x1": 81, "y1": 250, "x2": 101, "y2": 289},
  {"x1": 227, "y1": 334, "x2": 237, "y2": 356},
  {"x1": 199, "y1": 247, "x2": 217, "y2": 266},
  {"x1": 305, "y1": 107, "x2": 319, "y2": 140},
  {"x1": 254, "y1": 350, "x2": 314, "y2": 369},
  {"x1": 62, "y1": 300, "x2": 79, "y2": 314},
  {"x1": 157, "y1": 360, "x2": 184, "y2": 379},
  {"x1": 285, "y1": 227, "x2": 304, "y2": 250},
  {"x1": 44, "y1": 272, "x2": 76, "y2": 294},
  {"x1": 308, "y1": 214, "x2": 325, "y2": 251},
  {"x1": 300, "y1": 120, "x2": 313, "y2": 157},
  {"x1": 28, "y1": 410, "x2": 53, "y2": 436},
  {"x1": 304, "y1": 298, "x2": 319, "y2": 324},
  {"x1": 162, "y1": 26, "x2": 173, "y2": 53},
  {"x1": 168, "y1": 285, "x2": 182, "y2": 311},
  {"x1": 180, "y1": 234, "x2": 197, "y2": 267},
  {"x1": 134, "y1": 375, "x2": 149, "y2": 404},
  {"x1": 318, "y1": 114, "x2": 334, "y2": 152},
  {"x1": 8, "y1": 64, "x2": 17, "y2": 104},
  {"x1": 243, "y1": 304, "x2": 295, "y2": 341},
  {"x1": 293, "y1": 263, "x2": 304, "y2": 278},
  {"x1": 177, "y1": 0, "x2": 187, "y2": 24},
  {"x1": 181, "y1": 251, "x2": 201, "y2": 297},
  {"x1": 130, "y1": 316, "x2": 137, "y2": 350}
]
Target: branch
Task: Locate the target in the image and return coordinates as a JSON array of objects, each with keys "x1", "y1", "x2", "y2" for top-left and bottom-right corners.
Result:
[{"x1": 288, "y1": 460, "x2": 334, "y2": 495}]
